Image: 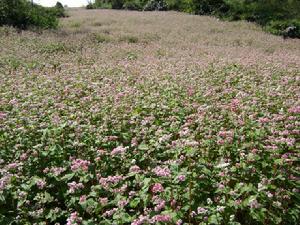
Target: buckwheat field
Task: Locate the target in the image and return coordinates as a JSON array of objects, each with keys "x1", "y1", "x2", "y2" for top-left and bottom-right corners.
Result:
[{"x1": 0, "y1": 9, "x2": 299, "y2": 225}]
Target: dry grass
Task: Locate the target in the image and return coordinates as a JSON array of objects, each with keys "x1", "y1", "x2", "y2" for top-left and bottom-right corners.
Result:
[{"x1": 1, "y1": 9, "x2": 299, "y2": 76}]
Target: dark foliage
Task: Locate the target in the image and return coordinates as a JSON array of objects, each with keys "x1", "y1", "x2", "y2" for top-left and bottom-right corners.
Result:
[
  {"x1": 0, "y1": 0, "x2": 61, "y2": 29},
  {"x1": 53, "y1": 1, "x2": 67, "y2": 18}
]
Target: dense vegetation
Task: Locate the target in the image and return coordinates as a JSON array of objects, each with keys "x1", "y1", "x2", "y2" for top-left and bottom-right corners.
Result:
[
  {"x1": 88, "y1": 0, "x2": 300, "y2": 38},
  {"x1": 0, "y1": 0, "x2": 66, "y2": 29},
  {"x1": 0, "y1": 8, "x2": 299, "y2": 224}
]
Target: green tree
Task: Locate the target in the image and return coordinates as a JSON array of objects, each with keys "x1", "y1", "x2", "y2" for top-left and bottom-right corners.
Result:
[{"x1": 0, "y1": 0, "x2": 58, "y2": 29}]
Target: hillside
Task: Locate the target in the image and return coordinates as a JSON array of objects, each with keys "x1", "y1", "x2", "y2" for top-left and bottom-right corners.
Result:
[{"x1": 0, "y1": 9, "x2": 299, "y2": 225}]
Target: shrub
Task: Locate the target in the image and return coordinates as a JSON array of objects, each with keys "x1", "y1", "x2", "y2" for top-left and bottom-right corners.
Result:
[
  {"x1": 265, "y1": 19, "x2": 300, "y2": 38},
  {"x1": 29, "y1": 6, "x2": 60, "y2": 29},
  {"x1": 123, "y1": 0, "x2": 143, "y2": 10},
  {"x1": 165, "y1": 0, "x2": 195, "y2": 13},
  {"x1": 222, "y1": 0, "x2": 300, "y2": 37},
  {"x1": 192, "y1": 0, "x2": 229, "y2": 15},
  {"x1": 0, "y1": 0, "x2": 58, "y2": 29},
  {"x1": 119, "y1": 35, "x2": 139, "y2": 43},
  {"x1": 111, "y1": 0, "x2": 124, "y2": 9},
  {"x1": 55, "y1": 1, "x2": 63, "y2": 9},
  {"x1": 52, "y1": 1, "x2": 67, "y2": 18},
  {"x1": 92, "y1": 33, "x2": 112, "y2": 43},
  {"x1": 143, "y1": 0, "x2": 167, "y2": 11},
  {"x1": 86, "y1": 3, "x2": 96, "y2": 9},
  {"x1": 95, "y1": 0, "x2": 113, "y2": 9}
]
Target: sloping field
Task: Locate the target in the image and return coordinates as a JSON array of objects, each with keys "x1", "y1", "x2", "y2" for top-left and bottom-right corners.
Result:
[{"x1": 0, "y1": 9, "x2": 299, "y2": 224}]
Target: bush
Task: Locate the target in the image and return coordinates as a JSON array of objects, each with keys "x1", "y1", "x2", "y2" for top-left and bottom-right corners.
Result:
[
  {"x1": 111, "y1": 0, "x2": 124, "y2": 9},
  {"x1": 86, "y1": 3, "x2": 96, "y2": 9},
  {"x1": 52, "y1": 1, "x2": 67, "y2": 18},
  {"x1": 143, "y1": 0, "x2": 167, "y2": 11},
  {"x1": 265, "y1": 19, "x2": 300, "y2": 38},
  {"x1": 165, "y1": 0, "x2": 195, "y2": 13},
  {"x1": 28, "y1": 6, "x2": 59, "y2": 29},
  {"x1": 193, "y1": 0, "x2": 229, "y2": 15},
  {"x1": 123, "y1": 0, "x2": 143, "y2": 10},
  {"x1": 0, "y1": 0, "x2": 58, "y2": 29},
  {"x1": 222, "y1": 0, "x2": 300, "y2": 37},
  {"x1": 88, "y1": 0, "x2": 112, "y2": 9}
]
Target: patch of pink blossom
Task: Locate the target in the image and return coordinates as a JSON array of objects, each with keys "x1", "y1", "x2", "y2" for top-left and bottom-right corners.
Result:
[
  {"x1": 130, "y1": 165, "x2": 141, "y2": 173},
  {"x1": 152, "y1": 166, "x2": 171, "y2": 177},
  {"x1": 68, "y1": 181, "x2": 84, "y2": 193},
  {"x1": 111, "y1": 146, "x2": 128, "y2": 155},
  {"x1": 151, "y1": 183, "x2": 164, "y2": 193},
  {"x1": 36, "y1": 179, "x2": 46, "y2": 189},
  {"x1": 66, "y1": 212, "x2": 82, "y2": 225},
  {"x1": 71, "y1": 158, "x2": 90, "y2": 172},
  {"x1": 151, "y1": 214, "x2": 171, "y2": 223}
]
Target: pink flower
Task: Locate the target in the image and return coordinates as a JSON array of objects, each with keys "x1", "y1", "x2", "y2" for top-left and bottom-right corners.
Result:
[
  {"x1": 97, "y1": 149, "x2": 106, "y2": 155},
  {"x1": 218, "y1": 183, "x2": 225, "y2": 189},
  {"x1": 152, "y1": 214, "x2": 171, "y2": 223},
  {"x1": 50, "y1": 167, "x2": 66, "y2": 176},
  {"x1": 99, "y1": 197, "x2": 108, "y2": 205},
  {"x1": 79, "y1": 195, "x2": 87, "y2": 203},
  {"x1": 178, "y1": 175, "x2": 186, "y2": 182},
  {"x1": 107, "y1": 136, "x2": 118, "y2": 141},
  {"x1": 151, "y1": 183, "x2": 164, "y2": 193},
  {"x1": 131, "y1": 137, "x2": 138, "y2": 147},
  {"x1": 218, "y1": 130, "x2": 234, "y2": 138},
  {"x1": 197, "y1": 207, "x2": 208, "y2": 214},
  {"x1": 0, "y1": 112, "x2": 7, "y2": 119},
  {"x1": 36, "y1": 179, "x2": 46, "y2": 189},
  {"x1": 217, "y1": 139, "x2": 225, "y2": 145},
  {"x1": 131, "y1": 215, "x2": 150, "y2": 225},
  {"x1": 249, "y1": 199, "x2": 260, "y2": 209},
  {"x1": 103, "y1": 208, "x2": 117, "y2": 217},
  {"x1": 111, "y1": 146, "x2": 128, "y2": 155},
  {"x1": 20, "y1": 153, "x2": 28, "y2": 160},
  {"x1": 179, "y1": 127, "x2": 190, "y2": 137},
  {"x1": 71, "y1": 158, "x2": 90, "y2": 172},
  {"x1": 176, "y1": 219, "x2": 183, "y2": 225},
  {"x1": 153, "y1": 197, "x2": 165, "y2": 212},
  {"x1": 68, "y1": 181, "x2": 84, "y2": 193},
  {"x1": 118, "y1": 199, "x2": 128, "y2": 208},
  {"x1": 230, "y1": 98, "x2": 240, "y2": 111},
  {"x1": 152, "y1": 166, "x2": 171, "y2": 177},
  {"x1": 251, "y1": 149, "x2": 258, "y2": 154},
  {"x1": 66, "y1": 212, "x2": 82, "y2": 225},
  {"x1": 170, "y1": 199, "x2": 176, "y2": 208},
  {"x1": 0, "y1": 174, "x2": 12, "y2": 191},
  {"x1": 191, "y1": 211, "x2": 198, "y2": 217},
  {"x1": 129, "y1": 191, "x2": 136, "y2": 197},
  {"x1": 7, "y1": 163, "x2": 18, "y2": 170},
  {"x1": 129, "y1": 165, "x2": 141, "y2": 173},
  {"x1": 99, "y1": 175, "x2": 124, "y2": 189},
  {"x1": 288, "y1": 106, "x2": 300, "y2": 114}
]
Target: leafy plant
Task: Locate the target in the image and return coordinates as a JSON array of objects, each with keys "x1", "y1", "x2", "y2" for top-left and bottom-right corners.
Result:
[{"x1": 0, "y1": 0, "x2": 59, "y2": 29}]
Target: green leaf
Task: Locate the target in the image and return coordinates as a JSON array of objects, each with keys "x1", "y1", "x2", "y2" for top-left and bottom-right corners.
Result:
[
  {"x1": 130, "y1": 198, "x2": 140, "y2": 208},
  {"x1": 138, "y1": 144, "x2": 149, "y2": 151},
  {"x1": 61, "y1": 173, "x2": 75, "y2": 181}
]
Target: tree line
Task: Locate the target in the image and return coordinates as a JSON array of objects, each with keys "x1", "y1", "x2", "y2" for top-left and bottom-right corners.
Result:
[
  {"x1": 87, "y1": 0, "x2": 300, "y2": 38},
  {"x1": 0, "y1": 0, "x2": 299, "y2": 37}
]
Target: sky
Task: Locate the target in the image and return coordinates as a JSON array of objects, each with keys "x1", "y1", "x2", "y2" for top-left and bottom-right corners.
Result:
[{"x1": 34, "y1": 0, "x2": 91, "y2": 7}]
